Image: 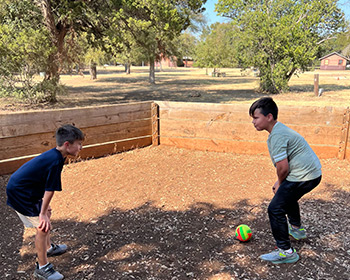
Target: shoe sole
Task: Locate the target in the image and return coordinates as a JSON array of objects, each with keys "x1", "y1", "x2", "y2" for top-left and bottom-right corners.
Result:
[
  {"x1": 33, "y1": 272, "x2": 45, "y2": 279},
  {"x1": 271, "y1": 254, "x2": 300, "y2": 264},
  {"x1": 47, "y1": 251, "x2": 66, "y2": 257},
  {"x1": 47, "y1": 248, "x2": 67, "y2": 257},
  {"x1": 33, "y1": 272, "x2": 64, "y2": 280},
  {"x1": 289, "y1": 233, "x2": 307, "y2": 240}
]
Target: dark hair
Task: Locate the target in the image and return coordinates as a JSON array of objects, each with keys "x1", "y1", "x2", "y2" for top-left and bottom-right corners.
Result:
[
  {"x1": 249, "y1": 97, "x2": 278, "y2": 120},
  {"x1": 55, "y1": 124, "x2": 84, "y2": 146}
]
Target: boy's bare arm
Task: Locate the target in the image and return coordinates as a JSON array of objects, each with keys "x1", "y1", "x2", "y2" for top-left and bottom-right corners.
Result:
[
  {"x1": 38, "y1": 191, "x2": 55, "y2": 232},
  {"x1": 273, "y1": 158, "x2": 289, "y2": 193}
]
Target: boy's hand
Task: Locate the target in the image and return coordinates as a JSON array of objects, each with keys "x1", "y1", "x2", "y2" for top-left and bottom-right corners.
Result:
[
  {"x1": 38, "y1": 213, "x2": 51, "y2": 233},
  {"x1": 272, "y1": 181, "x2": 279, "y2": 194}
]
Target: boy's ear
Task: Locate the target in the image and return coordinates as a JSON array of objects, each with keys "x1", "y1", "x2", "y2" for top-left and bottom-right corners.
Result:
[{"x1": 267, "y1": 113, "x2": 274, "y2": 121}]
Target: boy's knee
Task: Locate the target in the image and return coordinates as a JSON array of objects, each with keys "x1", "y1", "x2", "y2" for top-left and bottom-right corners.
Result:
[
  {"x1": 36, "y1": 228, "x2": 50, "y2": 236},
  {"x1": 268, "y1": 200, "x2": 284, "y2": 217}
]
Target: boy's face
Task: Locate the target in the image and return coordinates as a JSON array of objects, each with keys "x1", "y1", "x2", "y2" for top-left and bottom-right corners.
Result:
[
  {"x1": 66, "y1": 140, "x2": 83, "y2": 156},
  {"x1": 251, "y1": 108, "x2": 272, "y2": 131}
]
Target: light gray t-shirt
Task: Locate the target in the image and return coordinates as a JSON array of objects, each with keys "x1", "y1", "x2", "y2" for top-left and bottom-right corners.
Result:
[{"x1": 267, "y1": 122, "x2": 322, "y2": 182}]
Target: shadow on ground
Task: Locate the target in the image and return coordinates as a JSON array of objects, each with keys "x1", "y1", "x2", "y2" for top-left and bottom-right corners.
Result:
[
  {"x1": 1, "y1": 176, "x2": 349, "y2": 280},
  {"x1": 0, "y1": 175, "x2": 24, "y2": 279},
  {"x1": 290, "y1": 83, "x2": 350, "y2": 93}
]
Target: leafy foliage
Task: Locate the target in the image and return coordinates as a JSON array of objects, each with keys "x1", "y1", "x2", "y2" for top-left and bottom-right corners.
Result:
[
  {"x1": 194, "y1": 22, "x2": 238, "y2": 69},
  {"x1": 0, "y1": 0, "x2": 59, "y2": 102},
  {"x1": 216, "y1": 0, "x2": 346, "y2": 94},
  {"x1": 107, "y1": 0, "x2": 206, "y2": 83}
]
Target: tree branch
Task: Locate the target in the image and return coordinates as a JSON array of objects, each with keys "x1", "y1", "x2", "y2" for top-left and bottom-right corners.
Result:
[{"x1": 316, "y1": 36, "x2": 337, "y2": 45}]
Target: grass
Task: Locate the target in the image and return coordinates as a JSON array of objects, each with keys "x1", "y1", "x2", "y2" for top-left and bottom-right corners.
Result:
[{"x1": 1, "y1": 66, "x2": 350, "y2": 111}]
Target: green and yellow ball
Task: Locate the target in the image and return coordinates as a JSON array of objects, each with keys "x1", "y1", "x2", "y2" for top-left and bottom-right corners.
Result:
[{"x1": 235, "y1": 224, "x2": 252, "y2": 242}]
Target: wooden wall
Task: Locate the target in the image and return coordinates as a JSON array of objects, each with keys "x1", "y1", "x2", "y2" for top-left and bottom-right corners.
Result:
[
  {"x1": 156, "y1": 101, "x2": 348, "y2": 160},
  {"x1": 1, "y1": 101, "x2": 349, "y2": 175},
  {"x1": 0, "y1": 101, "x2": 153, "y2": 175}
]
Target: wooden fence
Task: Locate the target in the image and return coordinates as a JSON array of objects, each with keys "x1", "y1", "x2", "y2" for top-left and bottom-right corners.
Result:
[
  {"x1": 156, "y1": 101, "x2": 350, "y2": 160},
  {"x1": 0, "y1": 102, "x2": 154, "y2": 175},
  {"x1": 1, "y1": 101, "x2": 349, "y2": 175}
]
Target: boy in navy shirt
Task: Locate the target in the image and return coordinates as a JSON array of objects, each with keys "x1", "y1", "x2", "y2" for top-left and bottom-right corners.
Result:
[
  {"x1": 7, "y1": 124, "x2": 84, "y2": 280},
  {"x1": 249, "y1": 97, "x2": 322, "y2": 264}
]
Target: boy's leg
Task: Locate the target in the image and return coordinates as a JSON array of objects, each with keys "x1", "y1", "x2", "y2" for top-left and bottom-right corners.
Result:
[
  {"x1": 268, "y1": 180, "x2": 297, "y2": 250},
  {"x1": 36, "y1": 229, "x2": 50, "y2": 266},
  {"x1": 260, "y1": 181, "x2": 300, "y2": 264},
  {"x1": 287, "y1": 176, "x2": 322, "y2": 227},
  {"x1": 286, "y1": 202, "x2": 301, "y2": 228}
]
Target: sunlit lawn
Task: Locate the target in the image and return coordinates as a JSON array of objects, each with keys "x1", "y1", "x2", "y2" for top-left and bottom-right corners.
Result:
[{"x1": 1, "y1": 66, "x2": 350, "y2": 110}]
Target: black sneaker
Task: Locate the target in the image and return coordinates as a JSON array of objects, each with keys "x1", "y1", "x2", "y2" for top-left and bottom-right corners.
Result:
[
  {"x1": 33, "y1": 262, "x2": 64, "y2": 280},
  {"x1": 47, "y1": 243, "x2": 67, "y2": 257}
]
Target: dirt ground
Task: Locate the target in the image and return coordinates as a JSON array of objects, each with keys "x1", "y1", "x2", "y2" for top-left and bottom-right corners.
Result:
[
  {"x1": 1, "y1": 67, "x2": 350, "y2": 279},
  {"x1": 1, "y1": 145, "x2": 350, "y2": 280}
]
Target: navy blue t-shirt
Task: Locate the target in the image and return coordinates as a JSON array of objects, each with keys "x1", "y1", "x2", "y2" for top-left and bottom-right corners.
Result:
[{"x1": 6, "y1": 148, "x2": 65, "y2": 216}]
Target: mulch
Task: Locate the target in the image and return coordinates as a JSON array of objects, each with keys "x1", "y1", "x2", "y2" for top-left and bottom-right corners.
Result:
[{"x1": 1, "y1": 145, "x2": 349, "y2": 279}]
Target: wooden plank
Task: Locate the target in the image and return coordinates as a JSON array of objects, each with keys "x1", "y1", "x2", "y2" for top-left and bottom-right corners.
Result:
[
  {"x1": 0, "y1": 102, "x2": 152, "y2": 138},
  {"x1": 151, "y1": 103, "x2": 159, "y2": 146},
  {"x1": 0, "y1": 137, "x2": 152, "y2": 175},
  {"x1": 157, "y1": 101, "x2": 344, "y2": 126},
  {"x1": 0, "y1": 156, "x2": 34, "y2": 176},
  {"x1": 278, "y1": 105, "x2": 343, "y2": 127},
  {"x1": 81, "y1": 119, "x2": 152, "y2": 146},
  {"x1": 0, "y1": 119, "x2": 152, "y2": 160},
  {"x1": 77, "y1": 136, "x2": 152, "y2": 159},
  {"x1": 160, "y1": 136, "x2": 269, "y2": 155},
  {"x1": 345, "y1": 145, "x2": 350, "y2": 160},
  {"x1": 338, "y1": 108, "x2": 350, "y2": 159},
  {"x1": 159, "y1": 119, "x2": 342, "y2": 146},
  {"x1": 0, "y1": 109, "x2": 151, "y2": 139},
  {"x1": 160, "y1": 137, "x2": 338, "y2": 159},
  {"x1": 160, "y1": 119, "x2": 267, "y2": 141}
]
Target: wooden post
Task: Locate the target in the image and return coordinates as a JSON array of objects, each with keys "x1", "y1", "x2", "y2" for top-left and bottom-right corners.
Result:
[
  {"x1": 151, "y1": 103, "x2": 159, "y2": 145},
  {"x1": 338, "y1": 107, "x2": 350, "y2": 160},
  {"x1": 314, "y1": 74, "x2": 319, "y2": 96}
]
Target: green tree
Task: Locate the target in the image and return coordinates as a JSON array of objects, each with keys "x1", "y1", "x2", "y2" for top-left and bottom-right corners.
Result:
[
  {"x1": 0, "y1": 0, "x2": 57, "y2": 102},
  {"x1": 35, "y1": 0, "x2": 120, "y2": 80},
  {"x1": 194, "y1": 22, "x2": 238, "y2": 71},
  {"x1": 110, "y1": 0, "x2": 206, "y2": 84},
  {"x1": 336, "y1": 26, "x2": 350, "y2": 57},
  {"x1": 176, "y1": 32, "x2": 198, "y2": 67},
  {"x1": 216, "y1": 0, "x2": 346, "y2": 94},
  {"x1": 0, "y1": 0, "x2": 122, "y2": 102}
]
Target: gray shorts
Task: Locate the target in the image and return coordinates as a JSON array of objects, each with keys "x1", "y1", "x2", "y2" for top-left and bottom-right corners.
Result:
[{"x1": 15, "y1": 211, "x2": 40, "y2": 228}]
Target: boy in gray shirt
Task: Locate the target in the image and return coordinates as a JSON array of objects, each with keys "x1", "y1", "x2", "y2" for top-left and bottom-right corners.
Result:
[{"x1": 249, "y1": 97, "x2": 322, "y2": 264}]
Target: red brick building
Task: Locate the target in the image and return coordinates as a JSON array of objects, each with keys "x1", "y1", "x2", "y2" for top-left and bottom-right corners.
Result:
[
  {"x1": 319, "y1": 52, "x2": 350, "y2": 70},
  {"x1": 155, "y1": 56, "x2": 177, "y2": 68}
]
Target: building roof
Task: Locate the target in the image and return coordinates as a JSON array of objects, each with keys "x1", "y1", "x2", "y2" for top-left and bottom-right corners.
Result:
[{"x1": 319, "y1": 52, "x2": 350, "y2": 61}]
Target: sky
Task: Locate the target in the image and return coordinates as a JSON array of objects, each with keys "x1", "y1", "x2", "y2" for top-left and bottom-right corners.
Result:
[{"x1": 203, "y1": 0, "x2": 350, "y2": 26}]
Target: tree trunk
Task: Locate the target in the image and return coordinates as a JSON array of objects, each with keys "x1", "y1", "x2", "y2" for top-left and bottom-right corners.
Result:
[
  {"x1": 126, "y1": 63, "x2": 131, "y2": 74},
  {"x1": 46, "y1": 53, "x2": 59, "y2": 80},
  {"x1": 36, "y1": 0, "x2": 69, "y2": 102},
  {"x1": 89, "y1": 63, "x2": 97, "y2": 80},
  {"x1": 37, "y1": 0, "x2": 68, "y2": 81},
  {"x1": 149, "y1": 58, "x2": 155, "y2": 84}
]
